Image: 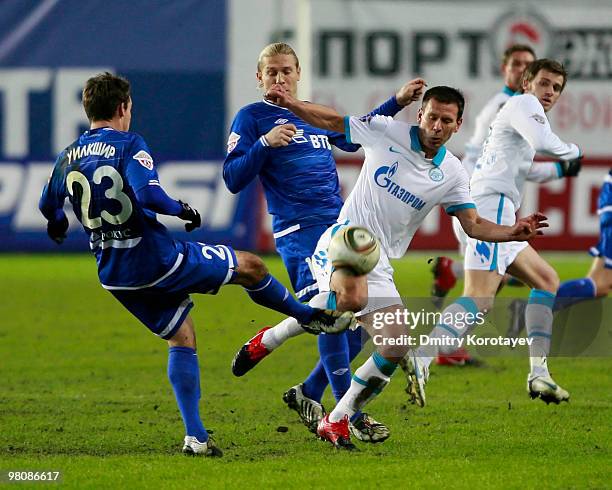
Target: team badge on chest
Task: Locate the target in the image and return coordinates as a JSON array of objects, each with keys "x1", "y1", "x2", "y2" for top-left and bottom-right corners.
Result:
[{"x1": 429, "y1": 167, "x2": 444, "y2": 182}]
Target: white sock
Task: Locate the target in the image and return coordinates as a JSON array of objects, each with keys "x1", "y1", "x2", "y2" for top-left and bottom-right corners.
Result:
[
  {"x1": 416, "y1": 298, "x2": 479, "y2": 368},
  {"x1": 526, "y1": 289, "x2": 554, "y2": 377},
  {"x1": 262, "y1": 291, "x2": 331, "y2": 350},
  {"x1": 261, "y1": 317, "x2": 302, "y2": 350},
  {"x1": 329, "y1": 352, "x2": 395, "y2": 422}
]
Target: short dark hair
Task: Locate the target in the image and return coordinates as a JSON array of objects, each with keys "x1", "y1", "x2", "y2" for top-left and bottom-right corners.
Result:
[
  {"x1": 422, "y1": 86, "x2": 465, "y2": 119},
  {"x1": 520, "y1": 58, "x2": 568, "y2": 92},
  {"x1": 502, "y1": 44, "x2": 536, "y2": 64},
  {"x1": 82, "y1": 72, "x2": 131, "y2": 122}
]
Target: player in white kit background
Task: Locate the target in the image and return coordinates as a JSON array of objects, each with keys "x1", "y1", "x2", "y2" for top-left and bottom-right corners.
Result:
[
  {"x1": 431, "y1": 45, "x2": 582, "y2": 364},
  {"x1": 233, "y1": 81, "x2": 547, "y2": 449},
  {"x1": 407, "y1": 59, "x2": 581, "y2": 408}
]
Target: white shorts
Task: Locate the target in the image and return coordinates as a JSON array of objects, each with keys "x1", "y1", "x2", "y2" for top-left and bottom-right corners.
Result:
[
  {"x1": 311, "y1": 222, "x2": 401, "y2": 317},
  {"x1": 464, "y1": 194, "x2": 528, "y2": 275},
  {"x1": 452, "y1": 216, "x2": 468, "y2": 256}
]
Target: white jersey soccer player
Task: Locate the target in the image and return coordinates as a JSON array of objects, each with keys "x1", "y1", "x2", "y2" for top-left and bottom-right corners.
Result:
[
  {"x1": 233, "y1": 83, "x2": 547, "y2": 449},
  {"x1": 407, "y1": 59, "x2": 581, "y2": 409},
  {"x1": 469, "y1": 95, "x2": 579, "y2": 212},
  {"x1": 453, "y1": 46, "x2": 569, "y2": 258},
  {"x1": 432, "y1": 46, "x2": 571, "y2": 322},
  {"x1": 314, "y1": 118, "x2": 477, "y2": 315},
  {"x1": 454, "y1": 88, "x2": 565, "y2": 254}
]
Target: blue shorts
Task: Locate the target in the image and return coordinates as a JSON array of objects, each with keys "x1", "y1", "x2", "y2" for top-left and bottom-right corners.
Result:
[
  {"x1": 109, "y1": 241, "x2": 237, "y2": 339},
  {"x1": 589, "y1": 216, "x2": 612, "y2": 269},
  {"x1": 275, "y1": 224, "x2": 332, "y2": 301}
]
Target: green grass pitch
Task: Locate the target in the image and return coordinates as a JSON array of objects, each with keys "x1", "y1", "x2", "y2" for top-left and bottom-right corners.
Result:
[{"x1": 1, "y1": 252, "x2": 610, "y2": 489}]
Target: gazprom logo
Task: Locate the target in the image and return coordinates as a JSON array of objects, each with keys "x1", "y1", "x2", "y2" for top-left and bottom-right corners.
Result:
[
  {"x1": 373, "y1": 163, "x2": 426, "y2": 210},
  {"x1": 374, "y1": 162, "x2": 397, "y2": 187}
]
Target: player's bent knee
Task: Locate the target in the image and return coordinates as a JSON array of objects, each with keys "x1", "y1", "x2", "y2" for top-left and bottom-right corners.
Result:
[
  {"x1": 331, "y1": 269, "x2": 368, "y2": 312},
  {"x1": 540, "y1": 271, "x2": 560, "y2": 293},
  {"x1": 234, "y1": 251, "x2": 268, "y2": 285},
  {"x1": 335, "y1": 289, "x2": 368, "y2": 312},
  {"x1": 167, "y1": 316, "x2": 197, "y2": 349},
  {"x1": 593, "y1": 276, "x2": 612, "y2": 297},
  {"x1": 589, "y1": 266, "x2": 612, "y2": 297}
]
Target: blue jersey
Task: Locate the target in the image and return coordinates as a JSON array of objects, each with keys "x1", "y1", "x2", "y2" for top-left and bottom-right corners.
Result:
[
  {"x1": 223, "y1": 98, "x2": 402, "y2": 235},
  {"x1": 598, "y1": 169, "x2": 612, "y2": 225},
  {"x1": 589, "y1": 168, "x2": 612, "y2": 267},
  {"x1": 40, "y1": 127, "x2": 179, "y2": 288}
]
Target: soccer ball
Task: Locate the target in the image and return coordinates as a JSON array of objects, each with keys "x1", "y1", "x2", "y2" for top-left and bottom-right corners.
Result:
[{"x1": 328, "y1": 226, "x2": 380, "y2": 275}]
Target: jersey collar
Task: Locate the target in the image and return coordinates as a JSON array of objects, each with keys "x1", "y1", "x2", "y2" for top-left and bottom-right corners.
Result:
[
  {"x1": 409, "y1": 125, "x2": 446, "y2": 167},
  {"x1": 262, "y1": 98, "x2": 289, "y2": 110},
  {"x1": 502, "y1": 85, "x2": 516, "y2": 96},
  {"x1": 84, "y1": 127, "x2": 114, "y2": 136}
]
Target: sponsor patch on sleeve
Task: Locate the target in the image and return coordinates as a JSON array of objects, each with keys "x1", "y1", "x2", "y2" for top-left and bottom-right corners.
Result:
[
  {"x1": 227, "y1": 131, "x2": 241, "y2": 154},
  {"x1": 530, "y1": 114, "x2": 546, "y2": 125},
  {"x1": 133, "y1": 150, "x2": 154, "y2": 170}
]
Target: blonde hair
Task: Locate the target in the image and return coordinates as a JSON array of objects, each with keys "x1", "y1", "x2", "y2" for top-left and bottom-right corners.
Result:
[{"x1": 257, "y1": 42, "x2": 300, "y2": 72}]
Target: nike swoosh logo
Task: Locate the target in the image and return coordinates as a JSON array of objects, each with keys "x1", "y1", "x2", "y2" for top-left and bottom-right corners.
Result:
[
  {"x1": 389, "y1": 146, "x2": 409, "y2": 157},
  {"x1": 540, "y1": 380, "x2": 558, "y2": 390},
  {"x1": 532, "y1": 378, "x2": 558, "y2": 391}
]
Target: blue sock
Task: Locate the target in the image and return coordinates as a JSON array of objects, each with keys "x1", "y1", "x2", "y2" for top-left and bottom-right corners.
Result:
[
  {"x1": 554, "y1": 278, "x2": 597, "y2": 311},
  {"x1": 245, "y1": 274, "x2": 313, "y2": 324},
  {"x1": 347, "y1": 326, "x2": 365, "y2": 361},
  {"x1": 302, "y1": 360, "x2": 328, "y2": 403},
  {"x1": 304, "y1": 332, "x2": 361, "y2": 421},
  {"x1": 301, "y1": 327, "x2": 366, "y2": 405},
  {"x1": 302, "y1": 291, "x2": 345, "y2": 403},
  {"x1": 319, "y1": 332, "x2": 351, "y2": 403},
  {"x1": 167, "y1": 346, "x2": 208, "y2": 442}
]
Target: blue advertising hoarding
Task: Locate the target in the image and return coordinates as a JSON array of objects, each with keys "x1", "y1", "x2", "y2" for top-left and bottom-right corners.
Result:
[{"x1": 0, "y1": 0, "x2": 258, "y2": 251}]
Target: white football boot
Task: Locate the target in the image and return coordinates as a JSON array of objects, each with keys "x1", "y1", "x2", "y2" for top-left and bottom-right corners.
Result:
[
  {"x1": 182, "y1": 435, "x2": 223, "y2": 457},
  {"x1": 400, "y1": 350, "x2": 429, "y2": 408},
  {"x1": 349, "y1": 413, "x2": 390, "y2": 443},
  {"x1": 283, "y1": 384, "x2": 325, "y2": 433},
  {"x1": 527, "y1": 374, "x2": 570, "y2": 404}
]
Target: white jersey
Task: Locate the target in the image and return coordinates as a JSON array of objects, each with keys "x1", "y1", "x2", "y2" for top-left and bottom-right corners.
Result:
[
  {"x1": 340, "y1": 115, "x2": 474, "y2": 259},
  {"x1": 463, "y1": 86, "x2": 514, "y2": 178},
  {"x1": 465, "y1": 87, "x2": 566, "y2": 183},
  {"x1": 470, "y1": 93, "x2": 580, "y2": 209}
]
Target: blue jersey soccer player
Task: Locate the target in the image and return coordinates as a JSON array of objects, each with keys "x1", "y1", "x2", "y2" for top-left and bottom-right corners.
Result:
[
  {"x1": 224, "y1": 42, "x2": 423, "y2": 440},
  {"x1": 545, "y1": 168, "x2": 612, "y2": 304},
  {"x1": 39, "y1": 72, "x2": 355, "y2": 457}
]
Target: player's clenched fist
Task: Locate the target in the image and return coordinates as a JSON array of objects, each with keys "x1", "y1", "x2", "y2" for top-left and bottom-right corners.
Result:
[
  {"x1": 396, "y1": 78, "x2": 427, "y2": 106},
  {"x1": 264, "y1": 124, "x2": 297, "y2": 147},
  {"x1": 264, "y1": 84, "x2": 295, "y2": 108}
]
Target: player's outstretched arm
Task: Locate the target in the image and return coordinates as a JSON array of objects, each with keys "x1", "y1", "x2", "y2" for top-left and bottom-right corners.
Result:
[
  {"x1": 394, "y1": 78, "x2": 427, "y2": 107},
  {"x1": 265, "y1": 84, "x2": 345, "y2": 133},
  {"x1": 360, "y1": 78, "x2": 427, "y2": 120},
  {"x1": 512, "y1": 96, "x2": 580, "y2": 161},
  {"x1": 135, "y1": 185, "x2": 201, "y2": 232},
  {"x1": 527, "y1": 157, "x2": 583, "y2": 184},
  {"x1": 455, "y1": 207, "x2": 548, "y2": 243}
]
